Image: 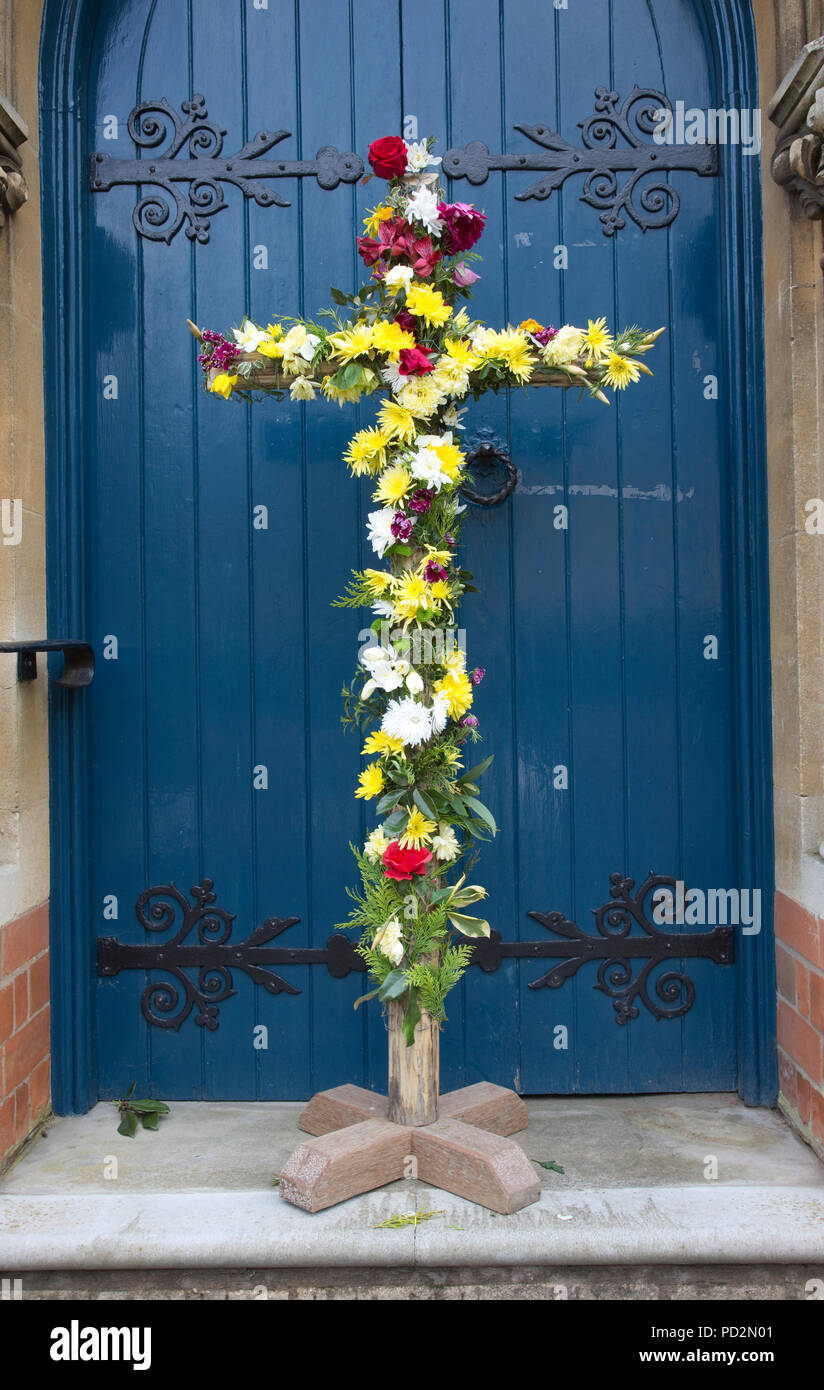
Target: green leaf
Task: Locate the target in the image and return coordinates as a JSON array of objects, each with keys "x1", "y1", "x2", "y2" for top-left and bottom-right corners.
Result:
[
  {"x1": 465, "y1": 817, "x2": 492, "y2": 840},
  {"x1": 330, "y1": 287, "x2": 349, "y2": 305},
  {"x1": 402, "y1": 988, "x2": 421, "y2": 1046},
  {"x1": 463, "y1": 796, "x2": 497, "y2": 834},
  {"x1": 377, "y1": 969, "x2": 409, "y2": 1001},
  {"x1": 117, "y1": 1110, "x2": 138, "y2": 1138},
  {"x1": 447, "y1": 911, "x2": 491, "y2": 938},
  {"x1": 125, "y1": 1081, "x2": 137, "y2": 1099},
  {"x1": 140, "y1": 1111, "x2": 159, "y2": 1131},
  {"x1": 412, "y1": 788, "x2": 437, "y2": 821},
  {"x1": 459, "y1": 755, "x2": 494, "y2": 785},
  {"x1": 353, "y1": 987, "x2": 380, "y2": 1012},
  {"x1": 392, "y1": 543, "x2": 412, "y2": 556},
  {"x1": 376, "y1": 791, "x2": 402, "y2": 815},
  {"x1": 130, "y1": 1099, "x2": 170, "y2": 1114},
  {"x1": 531, "y1": 1159, "x2": 565, "y2": 1174}
]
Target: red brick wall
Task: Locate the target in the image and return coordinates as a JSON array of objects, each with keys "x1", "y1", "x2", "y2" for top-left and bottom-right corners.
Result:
[
  {"x1": 0, "y1": 902, "x2": 51, "y2": 1168},
  {"x1": 775, "y1": 890, "x2": 824, "y2": 1157}
]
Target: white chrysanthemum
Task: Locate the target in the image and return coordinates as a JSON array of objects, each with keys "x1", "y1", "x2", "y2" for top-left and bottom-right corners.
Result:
[
  {"x1": 541, "y1": 325, "x2": 584, "y2": 366},
  {"x1": 381, "y1": 361, "x2": 406, "y2": 394},
  {"x1": 431, "y1": 824, "x2": 460, "y2": 862},
  {"x1": 410, "y1": 445, "x2": 452, "y2": 491},
  {"x1": 372, "y1": 598, "x2": 397, "y2": 620},
  {"x1": 404, "y1": 185, "x2": 444, "y2": 236},
  {"x1": 364, "y1": 826, "x2": 390, "y2": 864},
  {"x1": 405, "y1": 140, "x2": 442, "y2": 174},
  {"x1": 366, "y1": 507, "x2": 396, "y2": 559},
  {"x1": 233, "y1": 321, "x2": 268, "y2": 352},
  {"x1": 373, "y1": 915, "x2": 404, "y2": 965},
  {"x1": 381, "y1": 697, "x2": 433, "y2": 747},
  {"x1": 384, "y1": 265, "x2": 415, "y2": 294},
  {"x1": 430, "y1": 693, "x2": 450, "y2": 735}
]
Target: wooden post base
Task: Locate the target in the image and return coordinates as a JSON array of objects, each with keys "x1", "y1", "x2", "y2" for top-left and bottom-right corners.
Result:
[{"x1": 279, "y1": 1082, "x2": 539, "y2": 1215}]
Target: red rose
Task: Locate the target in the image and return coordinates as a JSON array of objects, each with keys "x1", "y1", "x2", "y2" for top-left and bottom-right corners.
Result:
[
  {"x1": 368, "y1": 136, "x2": 408, "y2": 180},
  {"x1": 393, "y1": 309, "x2": 417, "y2": 334},
  {"x1": 398, "y1": 345, "x2": 434, "y2": 376},
  {"x1": 383, "y1": 841, "x2": 432, "y2": 881}
]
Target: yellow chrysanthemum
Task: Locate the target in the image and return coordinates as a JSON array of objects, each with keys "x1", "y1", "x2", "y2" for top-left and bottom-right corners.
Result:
[
  {"x1": 210, "y1": 372, "x2": 239, "y2": 398},
  {"x1": 405, "y1": 282, "x2": 453, "y2": 329},
  {"x1": 371, "y1": 320, "x2": 416, "y2": 360},
  {"x1": 343, "y1": 427, "x2": 390, "y2": 477},
  {"x1": 518, "y1": 318, "x2": 543, "y2": 334},
  {"x1": 396, "y1": 375, "x2": 447, "y2": 418},
  {"x1": 363, "y1": 203, "x2": 393, "y2": 237},
  {"x1": 428, "y1": 580, "x2": 452, "y2": 608},
  {"x1": 421, "y1": 547, "x2": 453, "y2": 571},
  {"x1": 581, "y1": 316, "x2": 614, "y2": 364},
  {"x1": 373, "y1": 464, "x2": 413, "y2": 506},
  {"x1": 393, "y1": 572, "x2": 431, "y2": 622},
  {"x1": 485, "y1": 328, "x2": 536, "y2": 383},
  {"x1": 361, "y1": 731, "x2": 405, "y2": 757},
  {"x1": 433, "y1": 441, "x2": 465, "y2": 481},
  {"x1": 399, "y1": 807, "x2": 437, "y2": 850},
  {"x1": 441, "y1": 646, "x2": 467, "y2": 673},
  {"x1": 256, "y1": 330, "x2": 284, "y2": 359},
  {"x1": 452, "y1": 307, "x2": 470, "y2": 331},
  {"x1": 433, "y1": 669, "x2": 474, "y2": 718},
  {"x1": 355, "y1": 763, "x2": 385, "y2": 800},
  {"x1": 444, "y1": 336, "x2": 478, "y2": 368},
  {"x1": 602, "y1": 352, "x2": 642, "y2": 389},
  {"x1": 363, "y1": 568, "x2": 393, "y2": 595},
  {"x1": 377, "y1": 400, "x2": 418, "y2": 444},
  {"x1": 441, "y1": 747, "x2": 463, "y2": 771},
  {"x1": 327, "y1": 323, "x2": 375, "y2": 363},
  {"x1": 322, "y1": 378, "x2": 362, "y2": 405}
]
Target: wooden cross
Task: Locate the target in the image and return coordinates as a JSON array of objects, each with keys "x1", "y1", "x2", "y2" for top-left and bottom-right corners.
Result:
[{"x1": 190, "y1": 149, "x2": 660, "y2": 1215}]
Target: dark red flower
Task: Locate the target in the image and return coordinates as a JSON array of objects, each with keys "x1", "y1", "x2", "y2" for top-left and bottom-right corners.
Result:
[
  {"x1": 393, "y1": 309, "x2": 417, "y2": 335},
  {"x1": 408, "y1": 236, "x2": 442, "y2": 278},
  {"x1": 357, "y1": 235, "x2": 384, "y2": 266},
  {"x1": 424, "y1": 560, "x2": 448, "y2": 583},
  {"x1": 398, "y1": 345, "x2": 434, "y2": 376},
  {"x1": 383, "y1": 841, "x2": 432, "y2": 881},
  {"x1": 368, "y1": 136, "x2": 408, "y2": 180},
  {"x1": 437, "y1": 201, "x2": 487, "y2": 254}
]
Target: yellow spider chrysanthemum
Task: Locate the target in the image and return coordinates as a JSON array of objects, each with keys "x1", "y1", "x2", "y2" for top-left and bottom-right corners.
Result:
[
  {"x1": 327, "y1": 323, "x2": 375, "y2": 363},
  {"x1": 452, "y1": 307, "x2": 470, "y2": 331},
  {"x1": 362, "y1": 731, "x2": 405, "y2": 757},
  {"x1": 602, "y1": 352, "x2": 642, "y2": 390},
  {"x1": 405, "y1": 282, "x2": 453, "y2": 330},
  {"x1": 371, "y1": 320, "x2": 416, "y2": 360},
  {"x1": 257, "y1": 324, "x2": 285, "y2": 359},
  {"x1": 486, "y1": 328, "x2": 536, "y2": 383},
  {"x1": 363, "y1": 203, "x2": 393, "y2": 237},
  {"x1": 441, "y1": 747, "x2": 463, "y2": 771},
  {"x1": 373, "y1": 464, "x2": 413, "y2": 506},
  {"x1": 581, "y1": 316, "x2": 614, "y2": 364},
  {"x1": 393, "y1": 572, "x2": 432, "y2": 622},
  {"x1": 363, "y1": 568, "x2": 393, "y2": 595},
  {"x1": 377, "y1": 400, "x2": 418, "y2": 444},
  {"x1": 343, "y1": 427, "x2": 390, "y2": 476},
  {"x1": 427, "y1": 579, "x2": 452, "y2": 608},
  {"x1": 355, "y1": 763, "x2": 385, "y2": 800},
  {"x1": 433, "y1": 669, "x2": 474, "y2": 718},
  {"x1": 209, "y1": 373, "x2": 239, "y2": 398},
  {"x1": 399, "y1": 807, "x2": 437, "y2": 850},
  {"x1": 444, "y1": 336, "x2": 478, "y2": 369}
]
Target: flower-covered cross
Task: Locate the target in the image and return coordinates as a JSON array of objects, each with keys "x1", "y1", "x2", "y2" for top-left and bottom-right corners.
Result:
[{"x1": 192, "y1": 132, "x2": 662, "y2": 1046}]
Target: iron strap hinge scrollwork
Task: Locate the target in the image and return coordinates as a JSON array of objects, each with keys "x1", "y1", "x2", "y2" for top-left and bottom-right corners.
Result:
[
  {"x1": 89, "y1": 95, "x2": 363, "y2": 244},
  {"x1": 97, "y1": 878, "x2": 366, "y2": 1031},
  {"x1": 443, "y1": 86, "x2": 719, "y2": 236},
  {"x1": 472, "y1": 871, "x2": 736, "y2": 1024}
]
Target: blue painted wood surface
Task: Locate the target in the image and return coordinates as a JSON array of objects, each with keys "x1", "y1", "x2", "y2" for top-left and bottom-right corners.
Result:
[{"x1": 45, "y1": 0, "x2": 773, "y2": 1102}]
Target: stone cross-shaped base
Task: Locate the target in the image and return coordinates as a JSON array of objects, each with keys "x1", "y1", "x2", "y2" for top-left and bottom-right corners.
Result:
[{"x1": 279, "y1": 1081, "x2": 540, "y2": 1215}]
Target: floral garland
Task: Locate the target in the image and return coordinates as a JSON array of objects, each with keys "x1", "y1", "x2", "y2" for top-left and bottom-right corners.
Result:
[{"x1": 195, "y1": 133, "x2": 662, "y2": 1046}]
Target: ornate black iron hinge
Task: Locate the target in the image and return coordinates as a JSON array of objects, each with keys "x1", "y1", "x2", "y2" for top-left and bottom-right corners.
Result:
[
  {"x1": 97, "y1": 879, "x2": 365, "y2": 1031},
  {"x1": 472, "y1": 871, "x2": 735, "y2": 1023},
  {"x1": 89, "y1": 95, "x2": 363, "y2": 244},
  {"x1": 443, "y1": 86, "x2": 718, "y2": 236}
]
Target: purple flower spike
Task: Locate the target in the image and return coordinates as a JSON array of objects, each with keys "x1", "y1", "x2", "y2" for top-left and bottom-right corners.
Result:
[
  {"x1": 470, "y1": 667, "x2": 486, "y2": 686},
  {"x1": 461, "y1": 715, "x2": 479, "y2": 728},
  {"x1": 444, "y1": 533, "x2": 456, "y2": 547}
]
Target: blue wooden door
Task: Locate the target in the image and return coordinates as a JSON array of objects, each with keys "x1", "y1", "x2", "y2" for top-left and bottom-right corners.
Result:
[{"x1": 78, "y1": 0, "x2": 768, "y2": 1100}]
